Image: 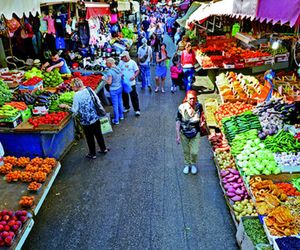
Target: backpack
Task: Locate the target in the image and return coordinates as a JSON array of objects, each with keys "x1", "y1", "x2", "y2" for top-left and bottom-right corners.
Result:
[{"x1": 139, "y1": 46, "x2": 149, "y2": 63}]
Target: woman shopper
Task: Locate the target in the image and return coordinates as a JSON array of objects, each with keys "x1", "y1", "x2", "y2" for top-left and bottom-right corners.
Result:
[
  {"x1": 150, "y1": 33, "x2": 160, "y2": 66},
  {"x1": 176, "y1": 90, "x2": 204, "y2": 175},
  {"x1": 181, "y1": 42, "x2": 196, "y2": 91},
  {"x1": 155, "y1": 43, "x2": 168, "y2": 93},
  {"x1": 59, "y1": 78, "x2": 109, "y2": 159},
  {"x1": 103, "y1": 58, "x2": 124, "y2": 125}
]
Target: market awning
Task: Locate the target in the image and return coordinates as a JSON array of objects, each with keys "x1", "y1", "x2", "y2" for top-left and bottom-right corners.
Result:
[
  {"x1": 176, "y1": 1, "x2": 202, "y2": 27},
  {"x1": 85, "y1": 2, "x2": 110, "y2": 19},
  {"x1": 187, "y1": 0, "x2": 234, "y2": 25},
  {"x1": 40, "y1": 0, "x2": 77, "y2": 6},
  {"x1": 256, "y1": 0, "x2": 300, "y2": 27},
  {"x1": 232, "y1": 0, "x2": 257, "y2": 19},
  {"x1": 1, "y1": 0, "x2": 41, "y2": 18}
]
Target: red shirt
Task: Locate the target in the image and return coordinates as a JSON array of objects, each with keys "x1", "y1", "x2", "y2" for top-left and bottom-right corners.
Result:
[{"x1": 181, "y1": 50, "x2": 196, "y2": 67}]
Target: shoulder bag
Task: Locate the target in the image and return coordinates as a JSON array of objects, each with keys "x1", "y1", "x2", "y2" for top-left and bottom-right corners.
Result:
[
  {"x1": 87, "y1": 87, "x2": 106, "y2": 117},
  {"x1": 139, "y1": 46, "x2": 149, "y2": 63},
  {"x1": 181, "y1": 120, "x2": 198, "y2": 139}
]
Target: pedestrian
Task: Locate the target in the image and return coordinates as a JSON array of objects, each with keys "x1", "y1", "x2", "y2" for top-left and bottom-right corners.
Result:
[
  {"x1": 137, "y1": 38, "x2": 152, "y2": 91},
  {"x1": 154, "y1": 23, "x2": 163, "y2": 43},
  {"x1": 59, "y1": 78, "x2": 109, "y2": 159},
  {"x1": 176, "y1": 90, "x2": 204, "y2": 175},
  {"x1": 155, "y1": 43, "x2": 168, "y2": 93},
  {"x1": 103, "y1": 58, "x2": 124, "y2": 125},
  {"x1": 141, "y1": 16, "x2": 150, "y2": 39},
  {"x1": 174, "y1": 28, "x2": 181, "y2": 45},
  {"x1": 118, "y1": 51, "x2": 141, "y2": 116},
  {"x1": 181, "y1": 42, "x2": 196, "y2": 91},
  {"x1": 149, "y1": 33, "x2": 160, "y2": 66},
  {"x1": 170, "y1": 59, "x2": 182, "y2": 93}
]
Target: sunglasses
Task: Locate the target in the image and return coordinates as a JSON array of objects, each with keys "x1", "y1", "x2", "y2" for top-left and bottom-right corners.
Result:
[{"x1": 188, "y1": 97, "x2": 196, "y2": 100}]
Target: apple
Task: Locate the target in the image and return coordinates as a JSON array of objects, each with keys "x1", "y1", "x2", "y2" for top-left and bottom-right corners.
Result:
[
  {"x1": 8, "y1": 220, "x2": 15, "y2": 227},
  {"x1": 12, "y1": 225, "x2": 19, "y2": 232},
  {"x1": 4, "y1": 225, "x2": 10, "y2": 232},
  {"x1": 4, "y1": 236, "x2": 12, "y2": 246},
  {"x1": 3, "y1": 215, "x2": 10, "y2": 221},
  {"x1": 1, "y1": 231, "x2": 9, "y2": 238},
  {"x1": 7, "y1": 211, "x2": 13, "y2": 217},
  {"x1": 0, "y1": 221, "x2": 7, "y2": 225},
  {"x1": 0, "y1": 225, "x2": 4, "y2": 231}
]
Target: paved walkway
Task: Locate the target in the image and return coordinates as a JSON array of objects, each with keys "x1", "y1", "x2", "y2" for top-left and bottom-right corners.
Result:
[{"x1": 23, "y1": 36, "x2": 237, "y2": 250}]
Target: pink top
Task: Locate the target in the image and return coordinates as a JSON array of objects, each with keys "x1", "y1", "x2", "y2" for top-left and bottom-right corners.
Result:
[
  {"x1": 170, "y1": 65, "x2": 182, "y2": 79},
  {"x1": 43, "y1": 16, "x2": 56, "y2": 35},
  {"x1": 181, "y1": 50, "x2": 196, "y2": 68}
]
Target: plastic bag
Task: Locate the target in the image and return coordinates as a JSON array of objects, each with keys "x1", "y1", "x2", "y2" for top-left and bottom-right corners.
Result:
[{"x1": 0, "y1": 142, "x2": 4, "y2": 166}]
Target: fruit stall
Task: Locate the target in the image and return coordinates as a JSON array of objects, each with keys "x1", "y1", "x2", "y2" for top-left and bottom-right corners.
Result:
[
  {"x1": 205, "y1": 69, "x2": 300, "y2": 249},
  {"x1": 0, "y1": 156, "x2": 60, "y2": 249},
  {"x1": 0, "y1": 67, "x2": 104, "y2": 159}
]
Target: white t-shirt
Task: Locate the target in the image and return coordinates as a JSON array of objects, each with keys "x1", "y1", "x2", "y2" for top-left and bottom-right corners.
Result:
[
  {"x1": 118, "y1": 59, "x2": 139, "y2": 86},
  {"x1": 137, "y1": 45, "x2": 153, "y2": 66}
]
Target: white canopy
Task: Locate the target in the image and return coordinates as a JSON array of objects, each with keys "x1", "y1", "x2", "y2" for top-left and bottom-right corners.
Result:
[
  {"x1": 1, "y1": 0, "x2": 41, "y2": 18},
  {"x1": 187, "y1": 0, "x2": 234, "y2": 24}
]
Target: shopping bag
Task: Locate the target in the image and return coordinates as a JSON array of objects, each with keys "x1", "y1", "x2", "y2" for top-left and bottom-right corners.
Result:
[
  {"x1": 100, "y1": 113, "x2": 113, "y2": 134},
  {"x1": 121, "y1": 78, "x2": 132, "y2": 94}
]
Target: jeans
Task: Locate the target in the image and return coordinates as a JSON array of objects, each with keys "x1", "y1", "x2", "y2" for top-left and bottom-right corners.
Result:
[
  {"x1": 122, "y1": 85, "x2": 140, "y2": 112},
  {"x1": 32, "y1": 32, "x2": 42, "y2": 55},
  {"x1": 110, "y1": 87, "x2": 124, "y2": 123},
  {"x1": 180, "y1": 132, "x2": 200, "y2": 165},
  {"x1": 82, "y1": 119, "x2": 106, "y2": 156},
  {"x1": 183, "y1": 67, "x2": 195, "y2": 91},
  {"x1": 152, "y1": 51, "x2": 157, "y2": 65},
  {"x1": 140, "y1": 64, "x2": 151, "y2": 88}
]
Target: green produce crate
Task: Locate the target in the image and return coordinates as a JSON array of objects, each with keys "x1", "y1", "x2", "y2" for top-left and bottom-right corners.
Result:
[
  {"x1": 21, "y1": 108, "x2": 32, "y2": 122},
  {"x1": 0, "y1": 114, "x2": 22, "y2": 128}
]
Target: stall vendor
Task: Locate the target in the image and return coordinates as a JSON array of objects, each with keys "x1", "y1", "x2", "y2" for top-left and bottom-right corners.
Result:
[{"x1": 41, "y1": 50, "x2": 71, "y2": 77}]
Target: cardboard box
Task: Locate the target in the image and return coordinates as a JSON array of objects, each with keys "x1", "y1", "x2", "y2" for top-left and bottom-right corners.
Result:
[
  {"x1": 19, "y1": 81, "x2": 43, "y2": 93},
  {"x1": 0, "y1": 114, "x2": 22, "y2": 128}
]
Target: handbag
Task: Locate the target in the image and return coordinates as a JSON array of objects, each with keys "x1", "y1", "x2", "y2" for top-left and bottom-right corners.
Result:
[
  {"x1": 121, "y1": 78, "x2": 132, "y2": 94},
  {"x1": 200, "y1": 113, "x2": 209, "y2": 137},
  {"x1": 181, "y1": 121, "x2": 198, "y2": 139},
  {"x1": 87, "y1": 87, "x2": 106, "y2": 117}
]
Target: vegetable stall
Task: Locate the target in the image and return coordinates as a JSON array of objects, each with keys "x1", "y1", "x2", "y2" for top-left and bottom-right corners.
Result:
[
  {"x1": 205, "y1": 69, "x2": 300, "y2": 249},
  {"x1": 0, "y1": 66, "x2": 105, "y2": 248}
]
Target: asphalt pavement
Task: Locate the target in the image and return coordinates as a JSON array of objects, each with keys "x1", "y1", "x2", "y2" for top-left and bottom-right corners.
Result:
[{"x1": 23, "y1": 36, "x2": 238, "y2": 250}]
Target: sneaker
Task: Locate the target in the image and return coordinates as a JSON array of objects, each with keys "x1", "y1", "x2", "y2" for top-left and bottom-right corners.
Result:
[
  {"x1": 161, "y1": 88, "x2": 165, "y2": 93},
  {"x1": 123, "y1": 108, "x2": 130, "y2": 113},
  {"x1": 191, "y1": 165, "x2": 198, "y2": 175},
  {"x1": 120, "y1": 117, "x2": 124, "y2": 120},
  {"x1": 112, "y1": 121, "x2": 119, "y2": 125},
  {"x1": 183, "y1": 165, "x2": 190, "y2": 174},
  {"x1": 135, "y1": 111, "x2": 141, "y2": 116},
  {"x1": 154, "y1": 87, "x2": 159, "y2": 93},
  {"x1": 86, "y1": 154, "x2": 96, "y2": 159},
  {"x1": 148, "y1": 85, "x2": 152, "y2": 92}
]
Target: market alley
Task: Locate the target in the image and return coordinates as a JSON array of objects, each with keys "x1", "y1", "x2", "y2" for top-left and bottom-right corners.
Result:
[{"x1": 23, "y1": 36, "x2": 237, "y2": 250}]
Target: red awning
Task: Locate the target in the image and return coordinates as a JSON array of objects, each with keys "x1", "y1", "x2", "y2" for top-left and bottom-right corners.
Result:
[{"x1": 86, "y1": 7, "x2": 110, "y2": 19}]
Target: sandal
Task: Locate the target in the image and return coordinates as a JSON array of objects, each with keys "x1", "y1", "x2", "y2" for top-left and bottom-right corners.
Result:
[
  {"x1": 98, "y1": 148, "x2": 110, "y2": 154},
  {"x1": 86, "y1": 154, "x2": 96, "y2": 159}
]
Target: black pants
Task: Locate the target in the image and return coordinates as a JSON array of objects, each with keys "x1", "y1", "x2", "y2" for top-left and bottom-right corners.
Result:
[
  {"x1": 122, "y1": 85, "x2": 140, "y2": 112},
  {"x1": 82, "y1": 119, "x2": 106, "y2": 156}
]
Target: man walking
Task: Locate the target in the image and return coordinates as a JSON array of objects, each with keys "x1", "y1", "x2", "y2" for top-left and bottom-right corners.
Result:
[
  {"x1": 119, "y1": 51, "x2": 141, "y2": 116},
  {"x1": 137, "y1": 38, "x2": 152, "y2": 92}
]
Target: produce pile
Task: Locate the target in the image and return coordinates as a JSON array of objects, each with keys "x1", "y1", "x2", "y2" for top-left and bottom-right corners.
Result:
[
  {"x1": 230, "y1": 129, "x2": 258, "y2": 156},
  {"x1": 220, "y1": 168, "x2": 249, "y2": 202},
  {"x1": 253, "y1": 99, "x2": 295, "y2": 139},
  {"x1": 222, "y1": 111, "x2": 261, "y2": 142},
  {"x1": 49, "y1": 92, "x2": 74, "y2": 113},
  {"x1": 236, "y1": 138, "x2": 280, "y2": 176},
  {"x1": 24, "y1": 67, "x2": 43, "y2": 79},
  {"x1": 64, "y1": 74, "x2": 102, "y2": 90},
  {"x1": 28, "y1": 111, "x2": 68, "y2": 127},
  {"x1": 242, "y1": 217, "x2": 269, "y2": 245},
  {"x1": 232, "y1": 200, "x2": 257, "y2": 220},
  {"x1": 264, "y1": 130, "x2": 300, "y2": 153},
  {"x1": 0, "y1": 80, "x2": 12, "y2": 106},
  {"x1": 0, "y1": 105, "x2": 20, "y2": 119},
  {"x1": 274, "y1": 152, "x2": 300, "y2": 170},
  {"x1": 208, "y1": 133, "x2": 230, "y2": 152},
  {"x1": 0, "y1": 210, "x2": 29, "y2": 247},
  {"x1": 214, "y1": 101, "x2": 253, "y2": 124},
  {"x1": 292, "y1": 177, "x2": 300, "y2": 191},
  {"x1": 215, "y1": 151, "x2": 236, "y2": 170},
  {"x1": 43, "y1": 69, "x2": 63, "y2": 87},
  {"x1": 21, "y1": 76, "x2": 43, "y2": 87}
]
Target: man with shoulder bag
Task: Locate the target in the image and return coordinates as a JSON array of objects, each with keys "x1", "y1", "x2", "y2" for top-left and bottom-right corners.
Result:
[{"x1": 137, "y1": 38, "x2": 152, "y2": 92}]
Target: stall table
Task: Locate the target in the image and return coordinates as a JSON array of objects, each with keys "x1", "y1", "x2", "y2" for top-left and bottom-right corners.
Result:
[{"x1": 0, "y1": 116, "x2": 75, "y2": 160}]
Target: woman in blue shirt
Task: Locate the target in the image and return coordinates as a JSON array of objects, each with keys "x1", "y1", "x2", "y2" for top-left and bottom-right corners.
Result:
[{"x1": 59, "y1": 78, "x2": 109, "y2": 159}]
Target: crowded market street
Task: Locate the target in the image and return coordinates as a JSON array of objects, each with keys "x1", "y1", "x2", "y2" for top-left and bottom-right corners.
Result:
[{"x1": 23, "y1": 36, "x2": 237, "y2": 250}]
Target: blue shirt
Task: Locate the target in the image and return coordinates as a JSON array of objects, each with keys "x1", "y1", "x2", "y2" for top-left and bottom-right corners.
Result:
[
  {"x1": 106, "y1": 67, "x2": 122, "y2": 91},
  {"x1": 71, "y1": 88, "x2": 100, "y2": 125},
  {"x1": 51, "y1": 58, "x2": 71, "y2": 74}
]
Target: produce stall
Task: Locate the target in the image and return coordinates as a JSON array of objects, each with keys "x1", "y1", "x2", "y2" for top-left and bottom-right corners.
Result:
[
  {"x1": 0, "y1": 65, "x2": 106, "y2": 159},
  {"x1": 0, "y1": 156, "x2": 60, "y2": 248},
  {"x1": 205, "y1": 69, "x2": 300, "y2": 249}
]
